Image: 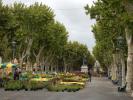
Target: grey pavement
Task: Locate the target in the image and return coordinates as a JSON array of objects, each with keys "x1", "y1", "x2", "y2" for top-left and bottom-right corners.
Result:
[{"x1": 0, "y1": 77, "x2": 132, "y2": 100}]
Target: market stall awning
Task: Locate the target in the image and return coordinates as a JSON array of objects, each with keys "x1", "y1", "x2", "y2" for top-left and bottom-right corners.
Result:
[
  {"x1": 6, "y1": 63, "x2": 17, "y2": 68},
  {"x1": 0, "y1": 63, "x2": 17, "y2": 69},
  {"x1": 0, "y1": 63, "x2": 7, "y2": 68}
]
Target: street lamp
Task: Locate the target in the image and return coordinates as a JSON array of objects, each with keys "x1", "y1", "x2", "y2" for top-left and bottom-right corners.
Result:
[
  {"x1": 116, "y1": 36, "x2": 124, "y2": 50},
  {"x1": 116, "y1": 36, "x2": 124, "y2": 87},
  {"x1": 11, "y1": 40, "x2": 16, "y2": 61}
]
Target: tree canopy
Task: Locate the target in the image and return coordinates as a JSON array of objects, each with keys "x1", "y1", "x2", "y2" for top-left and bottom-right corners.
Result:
[
  {"x1": 85, "y1": 0, "x2": 132, "y2": 69},
  {"x1": 0, "y1": 0, "x2": 94, "y2": 72}
]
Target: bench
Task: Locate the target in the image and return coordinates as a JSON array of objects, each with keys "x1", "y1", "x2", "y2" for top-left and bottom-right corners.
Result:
[{"x1": 118, "y1": 83, "x2": 127, "y2": 92}]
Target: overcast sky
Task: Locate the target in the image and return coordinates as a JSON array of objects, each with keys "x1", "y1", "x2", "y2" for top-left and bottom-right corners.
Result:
[{"x1": 3, "y1": 0, "x2": 96, "y2": 52}]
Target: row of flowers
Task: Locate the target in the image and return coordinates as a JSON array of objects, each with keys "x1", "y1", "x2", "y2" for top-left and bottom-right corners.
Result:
[{"x1": 0, "y1": 72, "x2": 89, "y2": 92}]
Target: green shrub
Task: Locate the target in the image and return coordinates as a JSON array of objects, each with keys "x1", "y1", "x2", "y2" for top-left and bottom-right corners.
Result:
[
  {"x1": 46, "y1": 85, "x2": 53, "y2": 91},
  {"x1": 49, "y1": 78, "x2": 61, "y2": 85},
  {"x1": 46, "y1": 84, "x2": 64, "y2": 92},
  {"x1": 66, "y1": 85, "x2": 82, "y2": 92},
  {"x1": 20, "y1": 72, "x2": 33, "y2": 81},
  {"x1": 4, "y1": 80, "x2": 23, "y2": 91},
  {"x1": 32, "y1": 74, "x2": 40, "y2": 78},
  {"x1": 81, "y1": 74, "x2": 88, "y2": 79},
  {"x1": 8, "y1": 73, "x2": 14, "y2": 80},
  {"x1": 23, "y1": 81, "x2": 47, "y2": 91},
  {"x1": 45, "y1": 75, "x2": 53, "y2": 78},
  {"x1": 46, "y1": 84, "x2": 83, "y2": 92},
  {"x1": 4, "y1": 80, "x2": 48, "y2": 91}
]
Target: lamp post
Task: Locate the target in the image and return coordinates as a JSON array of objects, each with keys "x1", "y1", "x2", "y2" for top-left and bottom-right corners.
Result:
[
  {"x1": 11, "y1": 40, "x2": 16, "y2": 61},
  {"x1": 116, "y1": 36, "x2": 125, "y2": 87}
]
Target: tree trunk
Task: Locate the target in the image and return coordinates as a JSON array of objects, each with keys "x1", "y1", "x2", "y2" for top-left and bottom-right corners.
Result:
[
  {"x1": 64, "y1": 64, "x2": 67, "y2": 73},
  {"x1": 111, "y1": 54, "x2": 118, "y2": 81},
  {"x1": 44, "y1": 50, "x2": 54, "y2": 66},
  {"x1": 41, "y1": 57, "x2": 45, "y2": 71},
  {"x1": 70, "y1": 64, "x2": 73, "y2": 72},
  {"x1": 26, "y1": 61, "x2": 32, "y2": 71},
  {"x1": 63, "y1": 58, "x2": 67, "y2": 73},
  {"x1": 108, "y1": 65, "x2": 111, "y2": 78},
  {"x1": 19, "y1": 57, "x2": 23, "y2": 69},
  {"x1": 121, "y1": 52, "x2": 126, "y2": 87},
  {"x1": 19, "y1": 51, "x2": 26, "y2": 70},
  {"x1": 19, "y1": 38, "x2": 33, "y2": 69},
  {"x1": 55, "y1": 61, "x2": 59, "y2": 72},
  {"x1": 50, "y1": 65, "x2": 54, "y2": 72},
  {"x1": 35, "y1": 46, "x2": 44, "y2": 65},
  {"x1": 55, "y1": 66, "x2": 58, "y2": 72},
  {"x1": 0, "y1": 56, "x2": 2, "y2": 64},
  {"x1": 125, "y1": 27, "x2": 133, "y2": 92}
]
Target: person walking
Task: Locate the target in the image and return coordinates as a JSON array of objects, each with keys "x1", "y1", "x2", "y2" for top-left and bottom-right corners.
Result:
[
  {"x1": 88, "y1": 68, "x2": 92, "y2": 82},
  {"x1": 14, "y1": 68, "x2": 19, "y2": 80}
]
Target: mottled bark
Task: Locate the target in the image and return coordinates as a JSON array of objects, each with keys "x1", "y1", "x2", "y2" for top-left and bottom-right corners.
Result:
[
  {"x1": 111, "y1": 54, "x2": 118, "y2": 80},
  {"x1": 44, "y1": 50, "x2": 54, "y2": 65},
  {"x1": 108, "y1": 65, "x2": 111, "y2": 77},
  {"x1": 125, "y1": 27, "x2": 133, "y2": 91},
  {"x1": 19, "y1": 38, "x2": 33, "y2": 69},
  {"x1": 121, "y1": 53, "x2": 126, "y2": 87},
  {"x1": 34, "y1": 46, "x2": 44, "y2": 65},
  {"x1": 123, "y1": 0, "x2": 133, "y2": 91}
]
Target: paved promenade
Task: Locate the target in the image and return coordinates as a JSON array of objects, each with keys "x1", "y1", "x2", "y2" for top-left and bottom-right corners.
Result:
[{"x1": 0, "y1": 77, "x2": 132, "y2": 100}]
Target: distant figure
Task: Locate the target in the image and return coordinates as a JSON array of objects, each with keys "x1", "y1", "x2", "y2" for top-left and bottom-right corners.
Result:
[
  {"x1": 0, "y1": 69, "x2": 3, "y2": 87},
  {"x1": 14, "y1": 68, "x2": 19, "y2": 80},
  {"x1": 88, "y1": 68, "x2": 92, "y2": 82},
  {"x1": 32, "y1": 68, "x2": 36, "y2": 74}
]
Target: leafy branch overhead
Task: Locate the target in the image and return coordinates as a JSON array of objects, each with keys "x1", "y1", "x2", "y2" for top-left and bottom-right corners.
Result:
[
  {"x1": 0, "y1": 0, "x2": 94, "y2": 72},
  {"x1": 85, "y1": 0, "x2": 132, "y2": 68}
]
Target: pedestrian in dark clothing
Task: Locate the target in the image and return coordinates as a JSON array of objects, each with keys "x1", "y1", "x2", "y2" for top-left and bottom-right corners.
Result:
[
  {"x1": 88, "y1": 68, "x2": 92, "y2": 82},
  {"x1": 14, "y1": 68, "x2": 19, "y2": 80},
  {"x1": 0, "y1": 77, "x2": 3, "y2": 87}
]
